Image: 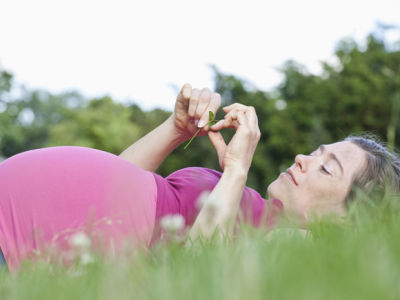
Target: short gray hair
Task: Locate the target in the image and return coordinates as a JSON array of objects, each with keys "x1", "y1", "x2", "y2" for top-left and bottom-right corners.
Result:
[{"x1": 345, "y1": 135, "x2": 400, "y2": 202}]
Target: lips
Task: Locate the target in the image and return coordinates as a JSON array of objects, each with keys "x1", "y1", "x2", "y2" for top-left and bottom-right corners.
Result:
[{"x1": 286, "y1": 169, "x2": 298, "y2": 186}]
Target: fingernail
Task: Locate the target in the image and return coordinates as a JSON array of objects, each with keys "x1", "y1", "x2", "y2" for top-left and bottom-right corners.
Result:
[{"x1": 197, "y1": 120, "x2": 206, "y2": 128}]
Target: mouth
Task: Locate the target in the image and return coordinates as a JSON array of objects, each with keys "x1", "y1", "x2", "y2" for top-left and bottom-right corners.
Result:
[{"x1": 286, "y1": 169, "x2": 298, "y2": 186}]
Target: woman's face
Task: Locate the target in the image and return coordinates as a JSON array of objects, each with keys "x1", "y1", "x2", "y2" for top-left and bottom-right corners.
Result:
[{"x1": 267, "y1": 141, "x2": 366, "y2": 219}]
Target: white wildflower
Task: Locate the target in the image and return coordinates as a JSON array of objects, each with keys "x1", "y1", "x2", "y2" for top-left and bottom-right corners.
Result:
[
  {"x1": 196, "y1": 191, "x2": 210, "y2": 209},
  {"x1": 80, "y1": 252, "x2": 95, "y2": 265},
  {"x1": 67, "y1": 267, "x2": 84, "y2": 278},
  {"x1": 196, "y1": 191, "x2": 220, "y2": 210},
  {"x1": 160, "y1": 214, "x2": 185, "y2": 231},
  {"x1": 69, "y1": 232, "x2": 91, "y2": 248},
  {"x1": 275, "y1": 99, "x2": 287, "y2": 111}
]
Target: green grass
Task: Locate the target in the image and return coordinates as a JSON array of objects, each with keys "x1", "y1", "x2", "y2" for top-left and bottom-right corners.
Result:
[{"x1": 1, "y1": 196, "x2": 400, "y2": 300}]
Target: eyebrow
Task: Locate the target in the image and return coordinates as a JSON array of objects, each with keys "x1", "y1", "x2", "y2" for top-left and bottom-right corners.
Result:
[{"x1": 319, "y1": 145, "x2": 344, "y2": 175}]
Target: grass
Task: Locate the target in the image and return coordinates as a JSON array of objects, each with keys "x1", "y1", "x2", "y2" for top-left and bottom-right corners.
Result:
[{"x1": 1, "y1": 195, "x2": 400, "y2": 300}]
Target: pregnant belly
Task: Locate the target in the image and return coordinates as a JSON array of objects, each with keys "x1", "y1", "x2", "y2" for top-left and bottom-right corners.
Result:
[{"x1": 0, "y1": 146, "x2": 157, "y2": 270}]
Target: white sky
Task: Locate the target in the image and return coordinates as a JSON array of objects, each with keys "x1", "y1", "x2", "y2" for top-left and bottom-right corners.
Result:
[{"x1": 0, "y1": 0, "x2": 399, "y2": 110}]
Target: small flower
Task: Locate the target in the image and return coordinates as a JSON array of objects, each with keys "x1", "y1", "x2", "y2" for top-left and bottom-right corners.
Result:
[
  {"x1": 196, "y1": 191, "x2": 219, "y2": 210},
  {"x1": 80, "y1": 252, "x2": 94, "y2": 265},
  {"x1": 196, "y1": 191, "x2": 210, "y2": 209},
  {"x1": 160, "y1": 214, "x2": 185, "y2": 231},
  {"x1": 275, "y1": 99, "x2": 287, "y2": 111},
  {"x1": 69, "y1": 232, "x2": 91, "y2": 248}
]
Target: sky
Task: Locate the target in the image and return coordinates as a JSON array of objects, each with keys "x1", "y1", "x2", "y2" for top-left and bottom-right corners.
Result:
[{"x1": 0, "y1": 0, "x2": 399, "y2": 111}]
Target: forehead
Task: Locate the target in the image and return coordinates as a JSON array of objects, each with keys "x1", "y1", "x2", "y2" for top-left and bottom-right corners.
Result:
[{"x1": 318, "y1": 141, "x2": 366, "y2": 176}]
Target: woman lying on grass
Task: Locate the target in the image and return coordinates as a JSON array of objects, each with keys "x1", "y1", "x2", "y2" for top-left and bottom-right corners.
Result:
[{"x1": 0, "y1": 84, "x2": 399, "y2": 270}]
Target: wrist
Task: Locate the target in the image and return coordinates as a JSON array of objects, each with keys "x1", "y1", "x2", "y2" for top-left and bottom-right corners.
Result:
[
  {"x1": 222, "y1": 165, "x2": 248, "y2": 182},
  {"x1": 164, "y1": 114, "x2": 187, "y2": 145}
]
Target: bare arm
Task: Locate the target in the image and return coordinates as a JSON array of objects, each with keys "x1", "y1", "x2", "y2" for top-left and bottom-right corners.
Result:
[
  {"x1": 189, "y1": 167, "x2": 247, "y2": 239},
  {"x1": 119, "y1": 84, "x2": 221, "y2": 172},
  {"x1": 189, "y1": 104, "x2": 261, "y2": 240},
  {"x1": 119, "y1": 115, "x2": 183, "y2": 172}
]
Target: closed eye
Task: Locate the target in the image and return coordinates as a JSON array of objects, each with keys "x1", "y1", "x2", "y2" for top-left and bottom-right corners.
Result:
[{"x1": 320, "y1": 165, "x2": 331, "y2": 175}]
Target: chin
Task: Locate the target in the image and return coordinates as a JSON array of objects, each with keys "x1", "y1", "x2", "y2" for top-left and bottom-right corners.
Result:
[
  {"x1": 267, "y1": 178, "x2": 297, "y2": 213},
  {"x1": 266, "y1": 179, "x2": 280, "y2": 200}
]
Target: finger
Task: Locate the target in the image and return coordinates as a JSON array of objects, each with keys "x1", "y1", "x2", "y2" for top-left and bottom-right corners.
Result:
[
  {"x1": 210, "y1": 119, "x2": 225, "y2": 131},
  {"x1": 223, "y1": 103, "x2": 250, "y2": 113},
  {"x1": 211, "y1": 109, "x2": 240, "y2": 130},
  {"x1": 208, "y1": 131, "x2": 226, "y2": 152},
  {"x1": 208, "y1": 131, "x2": 226, "y2": 169},
  {"x1": 222, "y1": 103, "x2": 234, "y2": 112},
  {"x1": 176, "y1": 83, "x2": 192, "y2": 108},
  {"x1": 224, "y1": 109, "x2": 242, "y2": 129},
  {"x1": 237, "y1": 110, "x2": 260, "y2": 142},
  {"x1": 210, "y1": 120, "x2": 239, "y2": 131},
  {"x1": 181, "y1": 83, "x2": 192, "y2": 99},
  {"x1": 188, "y1": 88, "x2": 200, "y2": 119},
  {"x1": 200, "y1": 92, "x2": 221, "y2": 129},
  {"x1": 235, "y1": 111, "x2": 253, "y2": 141},
  {"x1": 195, "y1": 88, "x2": 211, "y2": 125},
  {"x1": 247, "y1": 109, "x2": 261, "y2": 141},
  {"x1": 223, "y1": 104, "x2": 258, "y2": 130},
  {"x1": 243, "y1": 107, "x2": 260, "y2": 140},
  {"x1": 211, "y1": 92, "x2": 222, "y2": 109},
  {"x1": 236, "y1": 110, "x2": 248, "y2": 126},
  {"x1": 244, "y1": 106, "x2": 258, "y2": 128}
]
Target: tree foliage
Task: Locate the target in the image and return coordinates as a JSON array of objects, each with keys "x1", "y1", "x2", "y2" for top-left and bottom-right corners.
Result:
[{"x1": 0, "y1": 29, "x2": 399, "y2": 194}]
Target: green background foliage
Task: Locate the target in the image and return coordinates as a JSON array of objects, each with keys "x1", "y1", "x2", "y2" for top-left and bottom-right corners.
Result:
[{"x1": 0, "y1": 30, "x2": 399, "y2": 195}]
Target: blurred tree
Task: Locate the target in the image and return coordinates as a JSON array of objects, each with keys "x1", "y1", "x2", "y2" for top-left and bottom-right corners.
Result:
[
  {"x1": 212, "y1": 29, "x2": 400, "y2": 193},
  {"x1": 46, "y1": 96, "x2": 142, "y2": 154},
  {"x1": 319, "y1": 34, "x2": 400, "y2": 143},
  {"x1": 0, "y1": 84, "x2": 85, "y2": 158},
  {"x1": 0, "y1": 27, "x2": 398, "y2": 196},
  {"x1": 0, "y1": 69, "x2": 12, "y2": 97}
]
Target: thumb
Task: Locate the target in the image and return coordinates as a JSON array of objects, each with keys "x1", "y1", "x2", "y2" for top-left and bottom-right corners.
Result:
[{"x1": 208, "y1": 131, "x2": 226, "y2": 170}]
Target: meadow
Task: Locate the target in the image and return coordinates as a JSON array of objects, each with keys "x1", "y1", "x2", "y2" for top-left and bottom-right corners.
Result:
[{"x1": 1, "y1": 193, "x2": 400, "y2": 300}]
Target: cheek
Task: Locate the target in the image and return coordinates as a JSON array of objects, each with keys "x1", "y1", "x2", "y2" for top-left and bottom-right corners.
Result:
[
  {"x1": 297, "y1": 177, "x2": 348, "y2": 212},
  {"x1": 268, "y1": 174, "x2": 349, "y2": 217}
]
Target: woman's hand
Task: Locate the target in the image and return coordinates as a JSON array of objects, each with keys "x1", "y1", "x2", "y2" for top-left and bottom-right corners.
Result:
[
  {"x1": 208, "y1": 103, "x2": 261, "y2": 175},
  {"x1": 173, "y1": 84, "x2": 221, "y2": 141},
  {"x1": 119, "y1": 84, "x2": 221, "y2": 172},
  {"x1": 189, "y1": 103, "x2": 260, "y2": 241}
]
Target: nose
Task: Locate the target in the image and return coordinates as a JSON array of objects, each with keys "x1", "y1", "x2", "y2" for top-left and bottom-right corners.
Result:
[{"x1": 295, "y1": 154, "x2": 308, "y2": 173}]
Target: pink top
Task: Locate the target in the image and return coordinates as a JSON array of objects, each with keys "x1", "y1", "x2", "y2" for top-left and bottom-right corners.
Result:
[
  {"x1": 152, "y1": 167, "x2": 283, "y2": 239},
  {"x1": 0, "y1": 146, "x2": 158, "y2": 270},
  {"x1": 0, "y1": 146, "x2": 283, "y2": 270}
]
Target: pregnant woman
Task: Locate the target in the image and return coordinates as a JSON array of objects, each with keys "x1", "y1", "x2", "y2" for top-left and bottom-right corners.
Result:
[{"x1": 0, "y1": 84, "x2": 399, "y2": 271}]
